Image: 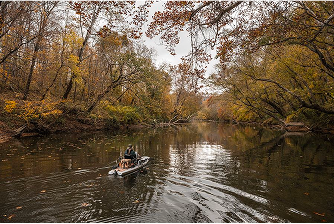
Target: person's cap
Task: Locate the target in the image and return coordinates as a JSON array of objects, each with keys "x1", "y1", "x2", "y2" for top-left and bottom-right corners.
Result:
[{"x1": 128, "y1": 144, "x2": 132, "y2": 148}]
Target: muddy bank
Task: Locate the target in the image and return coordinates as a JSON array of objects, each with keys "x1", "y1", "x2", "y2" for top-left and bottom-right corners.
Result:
[
  {"x1": 203, "y1": 119, "x2": 334, "y2": 135},
  {"x1": 0, "y1": 115, "x2": 149, "y2": 144},
  {"x1": 0, "y1": 120, "x2": 18, "y2": 143}
]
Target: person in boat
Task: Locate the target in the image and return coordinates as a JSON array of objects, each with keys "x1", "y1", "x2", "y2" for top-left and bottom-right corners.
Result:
[
  {"x1": 124, "y1": 144, "x2": 141, "y2": 166},
  {"x1": 124, "y1": 144, "x2": 136, "y2": 160}
]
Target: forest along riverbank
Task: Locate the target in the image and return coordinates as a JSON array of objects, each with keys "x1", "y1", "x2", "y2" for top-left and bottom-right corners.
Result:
[
  {"x1": 2, "y1": 111, "x2": 334, "y2": 144},
  {"x1": 0, "y1": 111, "x2": 148, "y2": 144}
]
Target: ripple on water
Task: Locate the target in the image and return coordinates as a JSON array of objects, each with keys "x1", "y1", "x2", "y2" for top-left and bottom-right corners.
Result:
[
  {"x1": 162, "y1": 173, "x2": 279, "y2": 222},
  {"x1": 2, "y1": 124, "x2": 333, "y2": 222},
  {"x1": 161, "y1": 142, "x2": 285, "y2": 222}
]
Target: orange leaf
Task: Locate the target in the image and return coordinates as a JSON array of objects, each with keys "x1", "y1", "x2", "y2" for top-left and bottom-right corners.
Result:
[
  {"x1": 8, "y1": 214, "x2": 15, "y2": 220},
  {"x1": 314, "y1": 212, "x2": 325, "y2": 217}
]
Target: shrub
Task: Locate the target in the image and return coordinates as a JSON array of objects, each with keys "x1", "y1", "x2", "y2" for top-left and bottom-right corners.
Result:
[
  {"x1": 4, "y1": 101, "x2": 17, "y2": 113},
  {"x1": 104, "y1": 105, "x2": 142, "y2": 125}
]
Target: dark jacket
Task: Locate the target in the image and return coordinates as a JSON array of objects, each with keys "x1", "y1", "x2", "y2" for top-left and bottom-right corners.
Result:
[{"x1": 124, "y1": 148, "x2": 136, "y2": 159}]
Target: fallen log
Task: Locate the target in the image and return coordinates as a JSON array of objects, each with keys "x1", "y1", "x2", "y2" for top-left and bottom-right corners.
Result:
[
  {"x1": 13, "y1": 125, "x2": 27, "y2": 138},
  {"x1": 284, "y1": 122, "x2": 310, "y2": 132}
]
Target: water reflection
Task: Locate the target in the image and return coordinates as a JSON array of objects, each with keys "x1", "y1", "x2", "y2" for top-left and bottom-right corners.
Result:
[{"x1": 0, "y1": 122, "x2": 333, "y2": 222}]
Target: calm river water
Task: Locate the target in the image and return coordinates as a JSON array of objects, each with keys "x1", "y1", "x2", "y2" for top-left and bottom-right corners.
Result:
[{"x1": 0, "y1": 122, "x2": 333, "y2": 222}]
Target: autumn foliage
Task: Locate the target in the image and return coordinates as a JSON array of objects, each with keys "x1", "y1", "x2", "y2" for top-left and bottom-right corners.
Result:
[
  {"x1": 146, "y1": 1, "x2": 334, "y2": 129},
  {"x1": 1, "y1": 1, "x2": 334, "y2": 134}
]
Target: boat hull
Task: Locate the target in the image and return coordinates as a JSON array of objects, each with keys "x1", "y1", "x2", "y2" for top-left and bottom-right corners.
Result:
[{"x1": 108, "y1": 156, "x2": 150, "y2": 176}]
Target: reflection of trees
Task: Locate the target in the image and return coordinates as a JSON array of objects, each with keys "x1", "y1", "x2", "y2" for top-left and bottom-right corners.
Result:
[
  {"x1": 194, "y1": 122, "x2": 334, "y2": 177},
  {"x1": 2, "y1": 123, "x2": 333, "y2": 181},
  {"x1": 0, "y1": 133, "x2": 124, "y2": 179},
  {"x1": 194, "y1": 122, "x2": 334, "y2": 222},
  {"x1": 197, "y1": 122, "x2": 332, "y2": 173}
]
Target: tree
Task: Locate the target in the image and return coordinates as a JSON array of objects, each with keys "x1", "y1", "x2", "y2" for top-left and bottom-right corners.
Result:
[
  {"x1": 87, "y1": 32, "x2": 151, "y2": 113},
  {"x1": 0, "y1": 2, "x2": 35, "y2": 66},
  {"x1": 168, "y1": 62, "x2": 203, "y2": 122},
  {"x1": 147, "y1": 1, "x2": 334, "y2": 126},
  {"x1": 130, "y1": 63, "x2": 173, "y2": 122},
  {"x1": 22, "y1": 1, "x2": 59, "y2": 100},
  {"x1": 62, "y1": 1, "x2": 136, "y2": 100},
  {"x1": 210, "y1": 43, "x2": 334, "y2": 125},
  {"x1": 0, "y1": 2, "x2": 36, "y2": 93},
  {"x1": 147, "y1": 1, "x2": 334, "y2": 74}
]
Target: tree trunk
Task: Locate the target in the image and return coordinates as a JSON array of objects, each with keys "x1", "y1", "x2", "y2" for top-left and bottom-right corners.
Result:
[
  {"x1": 22, "y1": 38, "x2": 40, "y2": 100},
  {"x1": 22, "y1": 2, "x2": 57, "y2": 100},
  {"x1": 87, "y1": 83, "x2": 114, "y2": 113},
  {"x1": 62, "y1": 74, "x2": 74, "y2": 100},
  {"x1": 40, "y1": 66, "x2": 62, "y2": 100},
  {"x1": 62, "y1": 6, "x2": 98, "y2": 100}
]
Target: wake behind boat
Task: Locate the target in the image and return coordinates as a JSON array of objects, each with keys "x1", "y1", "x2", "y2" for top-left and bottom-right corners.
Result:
[{"x1": 108, "y1": 156, "x2": 150, "y2": 176}]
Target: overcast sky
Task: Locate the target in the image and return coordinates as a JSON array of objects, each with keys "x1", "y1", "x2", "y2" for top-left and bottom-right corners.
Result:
[
  {"x1": 139, "y1": 1, "x2": 189, "y2": 66},
  {"x1": 138, "y1": 1, "x2": 219, "y2": 78}
]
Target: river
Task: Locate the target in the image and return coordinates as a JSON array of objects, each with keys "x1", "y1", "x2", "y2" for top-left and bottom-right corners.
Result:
[{"x1": 0, "y1": 122, "x2": 333, "y2": 222}]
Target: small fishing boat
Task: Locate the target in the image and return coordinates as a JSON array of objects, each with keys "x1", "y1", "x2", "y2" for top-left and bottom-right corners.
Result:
[{"x1": 108, "y1": 156, "x2": 150, "y2": 176}]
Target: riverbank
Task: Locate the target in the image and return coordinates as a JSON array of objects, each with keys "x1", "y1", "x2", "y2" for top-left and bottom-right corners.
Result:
[
  {"x1": 0, "y1": 94, "x2": 152, "y2": 143},
  {"x1": 200, "y1": 119, "x2": 334, "y2": 135},
  {"x1": 0, "y1": 115, "x2": 334, "y2": 143},
  {"x1": 0, "y1": 116, "x2": 89, "y2": 143},
  {"x1": 0, "y1": 113, "x2": 150, "y2": 144},
  {"x1": 2, "y1": 115, "x2": 334, "y2": 144}
]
